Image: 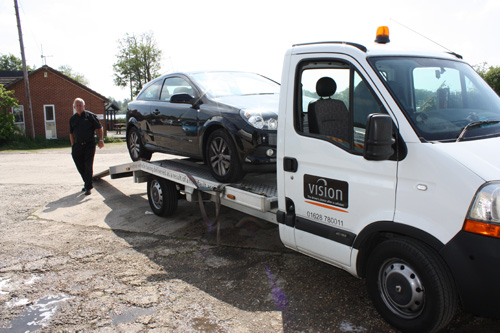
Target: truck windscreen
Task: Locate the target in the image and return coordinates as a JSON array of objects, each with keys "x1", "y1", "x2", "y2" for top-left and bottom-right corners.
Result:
[{"x1": 368, "y1": 56, "x2": 500, "y2": 142}]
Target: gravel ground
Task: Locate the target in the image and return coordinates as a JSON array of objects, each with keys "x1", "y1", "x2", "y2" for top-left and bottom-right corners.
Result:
[{"x1": 1, "y1": 147, "x2": 500, "y2": 332}]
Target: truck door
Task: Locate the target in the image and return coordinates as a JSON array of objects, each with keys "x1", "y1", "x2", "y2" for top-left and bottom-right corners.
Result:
[{"x1": 280, "y1": 56, "x2": 398, "y2": 268}]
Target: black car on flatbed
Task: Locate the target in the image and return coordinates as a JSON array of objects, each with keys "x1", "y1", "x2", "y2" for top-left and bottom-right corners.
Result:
[{"x1": 126, "y1": 71, "x2": 280, "y2": 182}]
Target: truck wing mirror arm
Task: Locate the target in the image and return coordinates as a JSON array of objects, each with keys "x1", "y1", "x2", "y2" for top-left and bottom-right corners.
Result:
[{"x1": 363, "y1": 114, "x2": 395, "y2": 161}]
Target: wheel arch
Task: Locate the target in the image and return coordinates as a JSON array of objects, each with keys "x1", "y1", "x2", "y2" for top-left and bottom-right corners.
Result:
[
  {"x1": 126, "y1": 117, "x2": 139, "y2": 135},
  {"x1": 354, "y1": 221, "x2": 446, "y2": 278},
  {"x1": 201, "y1": 119, "x2": 243, "y2": 163}
]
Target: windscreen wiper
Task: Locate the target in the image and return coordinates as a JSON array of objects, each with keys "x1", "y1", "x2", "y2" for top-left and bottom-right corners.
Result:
[{"x1": 456, "y1": 120, "x2": 500, "y2": 142}]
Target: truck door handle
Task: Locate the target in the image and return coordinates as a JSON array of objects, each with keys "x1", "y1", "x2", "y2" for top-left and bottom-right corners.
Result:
[{"x1": 283, "y1": 157, "x2": 298, "y2": 172}]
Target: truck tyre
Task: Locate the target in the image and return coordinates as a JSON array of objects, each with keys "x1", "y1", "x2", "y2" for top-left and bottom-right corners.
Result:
[
  {"x1": 147, "y1": 176, "x2": 178, "y2": 217},
  {"x1": 127, "y1": 126, "x2": 152, "y2": 161},
  {"x1": 206, "y1": 129, "x2": 244, "y2": 183},
  {"x1": 366, "y1": 237, "x2": 457, "y2": 333}
]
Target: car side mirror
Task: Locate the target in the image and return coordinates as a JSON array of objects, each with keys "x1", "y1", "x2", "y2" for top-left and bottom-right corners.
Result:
[
  {"x1": 363, "y1": 114, "x2": 395, "y2": 161},
  {"x1": 170, "y1": 93, "x2": 195, "y2": 105}
]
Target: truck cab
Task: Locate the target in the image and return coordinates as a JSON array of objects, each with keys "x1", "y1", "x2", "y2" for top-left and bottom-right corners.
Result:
[{"x1": 277, "y1": 28, "x2": 500, "y2": 332}]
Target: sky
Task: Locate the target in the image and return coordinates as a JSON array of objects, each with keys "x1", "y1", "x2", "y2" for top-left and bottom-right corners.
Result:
[{"x1": 1, "y1": 0, "x2": 499, "y2": 102}]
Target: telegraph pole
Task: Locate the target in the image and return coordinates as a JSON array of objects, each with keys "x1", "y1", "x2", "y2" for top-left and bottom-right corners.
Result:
[{"x1": 14, "y1": 0, "x2": 35, "y2": 139}]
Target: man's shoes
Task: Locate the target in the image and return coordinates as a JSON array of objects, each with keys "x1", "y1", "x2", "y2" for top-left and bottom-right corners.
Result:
[
  {"x1": 82, "y1": 187, "x2": 86, "y2": 192},
  {"x1": 85, "y1": 189, "x2": 91, "y2": 195}
]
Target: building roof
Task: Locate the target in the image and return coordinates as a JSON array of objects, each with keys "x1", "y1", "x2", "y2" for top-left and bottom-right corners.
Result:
[
  {"x1": 0, "y1": 70, "x2": 24, "y2": 86},
  {"x1": 4, "y1": 65, "x2": 108, "y2": 102},
  {"x1": 105, "y1": 101, "x2": 120, "y2": 112}
]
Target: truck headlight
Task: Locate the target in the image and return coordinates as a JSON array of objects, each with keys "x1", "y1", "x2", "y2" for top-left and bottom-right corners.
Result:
[
  {"x1": 464, "y1": 182, "x2": 500, "y2": 238},
  {"x1": 240, "y1": 110, "x2": 278, "y2": 130}
]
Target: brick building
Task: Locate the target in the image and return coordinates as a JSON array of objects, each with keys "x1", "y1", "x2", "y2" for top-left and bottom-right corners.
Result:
[{"x1": 3, "y1": 65, "x2": 109, "y2": 139}]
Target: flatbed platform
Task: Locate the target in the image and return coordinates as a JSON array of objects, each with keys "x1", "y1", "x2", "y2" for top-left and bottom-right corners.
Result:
[{"x1": 103, "y1": 158, "x2": 278, "y2": 223}]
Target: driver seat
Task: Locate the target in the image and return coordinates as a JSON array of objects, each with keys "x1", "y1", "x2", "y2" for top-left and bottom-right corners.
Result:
[{"x1": 308, "y1": 77, "x2": 349, "y2": 143}]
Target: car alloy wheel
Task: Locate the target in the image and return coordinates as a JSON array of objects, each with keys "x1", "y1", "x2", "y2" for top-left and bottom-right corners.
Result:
[
  {"x1": 128, "y1": 129, "x2": 141, "y2": 160},
  {"x1": 127, "y1": 126, "x2": 152, "y2": 161},
  {"x1": 206, "y1": 129, "x2": 244, "y2": 183},
  {"x1": 209, "y1": 136, "x2": 231, "y2": 177}
]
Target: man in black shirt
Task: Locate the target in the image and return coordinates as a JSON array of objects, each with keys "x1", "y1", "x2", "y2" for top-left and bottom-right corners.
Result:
[{"x1": 69, "y1": 98, "x2": 104, "y2": 195}]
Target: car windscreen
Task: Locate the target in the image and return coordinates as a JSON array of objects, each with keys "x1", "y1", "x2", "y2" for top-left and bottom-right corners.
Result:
[
  {"x1": 368, "y1": 56, "x2": 500, "y2": 142},
  {"x1": 191, "y1": 72, "x2": 280, "y2": 98}
]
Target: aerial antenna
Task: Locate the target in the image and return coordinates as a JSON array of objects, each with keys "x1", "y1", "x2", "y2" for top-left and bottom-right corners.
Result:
[
  {"x1": 40, "y1": 44, "x2": 53, "y2": 66},
  {"x1": 390, "y1": 18, "x2": 453, "y2": 52}
]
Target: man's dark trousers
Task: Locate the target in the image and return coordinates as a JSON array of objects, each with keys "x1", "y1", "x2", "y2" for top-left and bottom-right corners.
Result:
[{"x1": 72, "y1": 142, "x2": 96, "y2": 190}]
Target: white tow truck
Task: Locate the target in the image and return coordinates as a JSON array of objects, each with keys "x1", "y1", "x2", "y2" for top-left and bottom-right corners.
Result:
[{"x1": 106, "y1": 27, "x2": 500, "y2": 332}]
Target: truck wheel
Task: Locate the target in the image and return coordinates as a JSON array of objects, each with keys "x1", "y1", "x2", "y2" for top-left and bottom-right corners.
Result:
[
  {"x1": 127, "y1": 126, "x2": 152, "y2": 161},
  {"x1": 206, "y1": 129, "x2": 244, "y2": 183},
  {"x1": 147, "y1": 176, "x2": 178, "y2": 217},
  {"x1": 366, "y1": 237, "x2": 457, "y2": 333}
]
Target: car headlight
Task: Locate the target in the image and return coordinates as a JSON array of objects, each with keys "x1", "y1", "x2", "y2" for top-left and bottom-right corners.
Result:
[
  {"x1": 464, "y1": 182, "x2": 500, "y2": 238},
  {"x1": 240, "y1": 110, "x2": 278, "y2": 130}
]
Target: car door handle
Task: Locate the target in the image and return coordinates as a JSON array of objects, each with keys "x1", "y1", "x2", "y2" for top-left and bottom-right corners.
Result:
[
  {"x1": 153, "y1": 109, "x2": 160, "y2": 115},
  {"x1": 283, "y1": 157, "x2": 298, "y2": 172}
]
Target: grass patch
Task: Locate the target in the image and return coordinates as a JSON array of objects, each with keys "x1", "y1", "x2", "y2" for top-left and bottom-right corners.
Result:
[{"x1": 0, "y1": 135, "x2": 124, "y2": 151}]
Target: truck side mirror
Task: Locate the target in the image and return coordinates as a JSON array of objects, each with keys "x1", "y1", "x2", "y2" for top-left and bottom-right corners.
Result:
[{"x1": 364, "y1": 114, "x2": 395, "y2": 161}]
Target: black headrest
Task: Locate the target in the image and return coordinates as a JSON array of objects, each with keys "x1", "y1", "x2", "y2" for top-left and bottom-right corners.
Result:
[{"x1": 316, "y1": 77, "x2": 337, "y2": 97}]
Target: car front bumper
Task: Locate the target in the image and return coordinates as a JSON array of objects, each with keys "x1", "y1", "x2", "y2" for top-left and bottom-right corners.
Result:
[{"x1": 236, "y1": 129, "x2": 277, "y2": 171}]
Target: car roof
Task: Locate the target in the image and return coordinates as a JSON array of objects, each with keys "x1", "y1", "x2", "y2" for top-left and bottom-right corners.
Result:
[{"x1": 160, "y1": 70, "x2": 261, "y2": 78}]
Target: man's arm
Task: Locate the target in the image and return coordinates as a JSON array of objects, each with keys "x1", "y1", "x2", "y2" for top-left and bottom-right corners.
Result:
[
  {"x1": 69, "y1": 133, "x2": 74, "y2": 146},
  {"x1": 97, "y1": 127, "x2": 104, "y2": 149}
]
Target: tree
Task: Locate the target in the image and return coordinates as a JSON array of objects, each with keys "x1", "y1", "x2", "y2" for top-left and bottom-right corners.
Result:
[
  {"x1": 0, "y1": 84, "x2": 19, "y2": 143},
  {"x1": 483, "y1": 67, "x2": 500, "y2": 96},
  {"x1": 474, "y1": 62, "x2": 500, "y2": 96},
  {"x1": 0, "y1": 53, "x2": 34, "y2": 71},
  {"x1": 113, "y1": 32, "x2": 162, "y2": 98},
  {"x1": 58, "y1": 65, "x2": 89, "y2": 86}
]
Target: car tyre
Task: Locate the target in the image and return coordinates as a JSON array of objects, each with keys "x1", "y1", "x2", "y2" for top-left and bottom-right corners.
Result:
[
  {"x1": 366, "y1": 237, "x2": 457, "y2": 333},
  {"x1": 147, "y1": 176, "x2": 178, "y2": 217},
  {"x1": 206, "y1": 129, "x2": 245, "y2": 183},
  {"x1": 127, "y1": 126, "x2": 152, "y2": 161}
]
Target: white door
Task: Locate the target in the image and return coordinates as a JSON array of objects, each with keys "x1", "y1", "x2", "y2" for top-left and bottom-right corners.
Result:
[
  {"x1": 280, "y1": 54, "x2": 398, "y2": 268},
  {"x1": 44, "y1": 105, "x2": 57, "y2": 139},
  {"x1": 12, "y1": 105, "x2": 25, "y2": 133}
]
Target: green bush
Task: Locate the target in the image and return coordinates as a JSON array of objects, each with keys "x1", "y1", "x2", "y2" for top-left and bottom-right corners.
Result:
[
  {"x1": 0, "y1": 110, "x2": 17, "y2": 143},
  {"x1": 0, "y1": 84, "x2": 18, "y2": 143}
]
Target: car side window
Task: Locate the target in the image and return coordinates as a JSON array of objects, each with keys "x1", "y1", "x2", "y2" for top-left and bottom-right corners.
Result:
[
  {"x1": 137, "y1": 80, "x2": 162, "y2": 100},
  {"x1": 161, "y1": 77, "x2": 196, "y2": 102},
  {"x1": 295, "y1": 60, "x2": 385, "y2": 153}
]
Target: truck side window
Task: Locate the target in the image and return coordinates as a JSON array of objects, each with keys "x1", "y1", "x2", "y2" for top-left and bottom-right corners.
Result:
[{"x1": 296, "y1": 60, "x2": 385, "y2": 153}]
